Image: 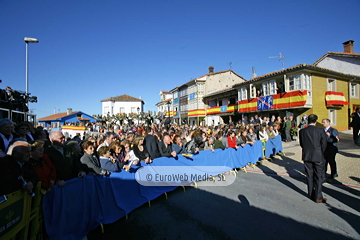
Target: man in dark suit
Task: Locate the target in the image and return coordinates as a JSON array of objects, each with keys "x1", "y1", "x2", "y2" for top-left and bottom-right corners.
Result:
[
  {"x1": 299, "y1": 114, "x2": 328, "y2": 203},
  {"x1": 158, "y1": 135, "x2": 177, "y2": 158},
  {"x1": 144, "y1": 127, "x2": 161, "y2": 160},
  {"x1": 322, "y1": 119, "x2": 339, "y2": 179},
  {"x1": 45, "y1": 130, "x2": 86, "y2": 187},
  {"x1": 0, "y1": 141, "x2": 36, "y2": 196},
  {"x1": 350, "y1": 108, "x2": 360, "y2": 146}
]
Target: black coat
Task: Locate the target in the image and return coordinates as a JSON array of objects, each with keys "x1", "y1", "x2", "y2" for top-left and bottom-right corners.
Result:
[
  {"x1": 144, "y1": 134, "x2": 161, "y2": 159},
  {"x1": 299, "y1": 125, "x2": 327, "y2": 162},
  {"x1": 350, "y1": 112, "x2": 360, "y2": 132},
  {"x1": 0, "y1": 155, "x2": 38, "y2": 195},
  {"x1": 158, "y1": 140, "x2": 173, "y2": 157},
  {"x1": 45, "y1": 145, "x2": 86, "y2": 181}
]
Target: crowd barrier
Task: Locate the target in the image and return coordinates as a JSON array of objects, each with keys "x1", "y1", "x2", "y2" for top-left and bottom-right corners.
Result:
[
  {"x1": 0, "y1": 183, "x2": 42, "y2": 240},
  {"x1": 41, "y1": 135, "x2": 282, "y2": 240}
]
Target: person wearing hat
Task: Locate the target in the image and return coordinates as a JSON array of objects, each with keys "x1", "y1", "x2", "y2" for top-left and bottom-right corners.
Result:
[{"x1": 350, "y1": 108, "x2": 360, "y2": 146}]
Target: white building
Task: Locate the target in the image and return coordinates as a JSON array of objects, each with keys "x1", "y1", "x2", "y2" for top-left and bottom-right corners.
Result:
[
  {"x1": 101, "y1": 94, "x2": 144, "y2": 116},
  {"x1": 313, "y1": 40, "x2": 360, "y2": 76},
  {"x1": 156, "y1": 91, "x2": 172, "y2": 117}
]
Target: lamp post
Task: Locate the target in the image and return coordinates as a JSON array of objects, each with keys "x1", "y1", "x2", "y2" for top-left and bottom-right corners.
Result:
[
  {"x1": 137, "y1": 107, "x2": 140, "y2": 124},
  {"x1": 166, "y1": 100, "x2": 171, "y2": 122},
  {"x1": 24, "y1": 37, "x2": 39, "y2": 96}
]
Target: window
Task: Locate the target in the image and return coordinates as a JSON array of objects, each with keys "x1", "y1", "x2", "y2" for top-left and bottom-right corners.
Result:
[
  {"x1": 262, "y1": 82, "x2": 269, "y2": 96},
  {"x1": 104, "y1": 106, "x2": 109, "y2": 114},
  {"x1": 181, "y1": 89, "x2": 187, "y2": 97},
  {"x1": 287, "y1": 74, "x2": 301, "y2": 91},
  {"x1": 269, "y1": 80, "x2": 277, "y2": 95},
  {"x1": 131, "y1": 107, "x2": 136, "y2": 113},
  {"x1": 218, "y1": 100, "x2": 223, "y2": 106},
  {"x1": 350, "y1": 83, "x2": 359, "y2": 98},
  {"x1": 229, "y1": 98, "x2": 236, "y2": 105},
  {"x1": 304, "y1": 75, "x2": 311, "y2": 90},
  {"x1": 240, "y1": 87, "x2": 247, "y2": 100},
  {"x1": 120, "y1": 107, "x2": 125, "y2": 113},
  {"x1": 328, "y1": 109, "x2": 336, "y2": 126},
  {"x1": 249, "y1": 84, "x2": 256, "y2": 98},
  {"x1": 327, "y1": 78, "x2": 336, "y2": 91},
  {"x1": 198, "y1": 84, "x2": 204, "y2": 92},
  {"x1": 173, "y1": 92, "x2": 178, "y2": 99}
]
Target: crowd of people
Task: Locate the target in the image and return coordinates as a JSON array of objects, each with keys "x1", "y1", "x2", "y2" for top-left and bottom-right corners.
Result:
[
  {"x1": 0, "y1": 110, "x2": 358, "y2": 202},
  {"x1": 0, "y1": 114, "x2": 298, "y2": 196}
]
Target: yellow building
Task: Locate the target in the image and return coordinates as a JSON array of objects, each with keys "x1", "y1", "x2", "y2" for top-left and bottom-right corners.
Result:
[{"x1": 232, "y1": 64, "x2": 360, "y2": 131}]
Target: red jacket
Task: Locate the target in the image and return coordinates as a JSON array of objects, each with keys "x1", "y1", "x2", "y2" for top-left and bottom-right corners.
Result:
[
  {"x1": 227, "y1": 136, "x2": 237, "y2": 149},
  {"x1": 33, "y1": 154, "x2": 57, "y2": 191}
]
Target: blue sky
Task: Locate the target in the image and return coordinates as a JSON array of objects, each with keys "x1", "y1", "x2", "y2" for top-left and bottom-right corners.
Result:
[{"x1": 1, "y1": 0, "x2": 359, "y2": 118}]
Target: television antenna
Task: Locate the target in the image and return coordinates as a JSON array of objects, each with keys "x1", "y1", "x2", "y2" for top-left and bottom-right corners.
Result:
[{"x1": 269, "y1": 52, "x2": 284, "y2": 69}]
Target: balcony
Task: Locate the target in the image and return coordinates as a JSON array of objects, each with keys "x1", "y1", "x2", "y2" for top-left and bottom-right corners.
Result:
[{"x1": 238, "y1": 90, "x2": 309, "y2": 113}]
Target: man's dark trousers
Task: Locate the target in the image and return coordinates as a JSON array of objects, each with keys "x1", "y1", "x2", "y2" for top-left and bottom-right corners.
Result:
[{"x1": 304, "y1": 160, "x2": 325, "y2": 200}]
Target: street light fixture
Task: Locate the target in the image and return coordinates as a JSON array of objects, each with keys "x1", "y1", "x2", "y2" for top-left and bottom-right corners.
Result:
[
  {"x1": 166, "y1": 100, "x2": 171, "y2": 120},
  {"x1": 24, "y1": 37, "x2": 39, "y2": 96},
  {"x1": 137, "y1": 107, "x2": 140, "y2": 124}
]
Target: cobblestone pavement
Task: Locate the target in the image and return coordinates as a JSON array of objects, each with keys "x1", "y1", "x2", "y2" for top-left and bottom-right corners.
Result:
[{"x1": 252, "y1": 130, "x2": 360, "y2": 187}]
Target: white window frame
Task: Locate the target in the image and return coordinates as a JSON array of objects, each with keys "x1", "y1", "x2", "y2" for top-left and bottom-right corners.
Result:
[
  {"x1": 304, "y1": 74, "x2": 311, "y2": 90},
  {"x1": 287, "y1": 74, "x2": 302, "y2": 91},
  {"x1": 328, "y1": 109, "x2": 336, "y2": 126},
  {"x1": 120, "y1": 107, "x2": 125, "y2": 113},
  {"x1": 262, "y1": 81, "x2": 269, "y2": 96},
  {"x1": 327, "y1": 78, "x2": 336, "y2": 91},
  {"x1": 249, "y1": 84, "x2": 256, "y2": 98},
  {"x1": 240, "y1": 87, "x2": 247, "y2": 100},
  {"x1": 350, "y1": 82, "x2": 359, "y2": 98},
  {"x1": 131, "y1": 107, "x2": 136, "y2": 113},
  {"x1": 288, "y1": 76, "x2": 295, "y2": 91},
  {"x1": 269, "y1": 80, "x2": 277, "y2": 95}
]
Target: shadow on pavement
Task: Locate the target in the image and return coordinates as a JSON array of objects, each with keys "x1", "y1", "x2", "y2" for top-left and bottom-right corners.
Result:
[
  {"x1": 349, "y1": 176, "x2": 360, "y2": 184},
  {"x1": 87, "y1": 187, "x2": 356, "y2": 239},
  {"x1": 256, "y1": 163, "x2": 308, "y2": 198},
  {"x1": 338, "y1": 150, "x2": 360, "y2": 158}
]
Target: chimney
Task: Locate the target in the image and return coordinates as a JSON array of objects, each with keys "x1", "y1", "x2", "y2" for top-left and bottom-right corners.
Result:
[
  {"x1": 208, "y1": 66, "x2": 214, "y2": 73},
  {"x1": 252, "y1": 67, "x2": 257, "y2": 79},
  {"x1": 343, "y1": 40, "x2": 354, "y2": 53},
  {"x1": 66, "y1": 108, "x2": 72, "y2": 115}
]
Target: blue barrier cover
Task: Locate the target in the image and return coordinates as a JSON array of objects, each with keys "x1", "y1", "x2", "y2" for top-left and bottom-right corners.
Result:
[{"x1": 42, "y1": 136, "x2": 282, "y2": 240}]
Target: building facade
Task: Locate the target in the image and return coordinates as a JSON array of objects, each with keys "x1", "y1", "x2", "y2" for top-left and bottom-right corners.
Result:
[
  {"x1": 37, "y1": 108, "x2": 96, "y2": 131},
  {"x1": 101, "y1": 94, "x2": 144, "y2": 116},
  {"x1": 170, "y1": 87, "x2": 180, "y2": 123},
  {"x1": 232, "y1": 64, "x2": 360, "y2": 131},
  {"x1": 314, "y1": 40, "x2": 360, "y2": 76},
  {"x1": 155, "y1": 90, "x2": 172, "y2": 119}
]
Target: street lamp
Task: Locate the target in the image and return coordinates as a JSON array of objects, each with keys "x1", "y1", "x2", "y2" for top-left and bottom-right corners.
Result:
[
  {"x1": 137, "y1": 107, "x2": 140, "y2": 124},
  {"x1": 24, "y1": 37, "x2": 39, "y2": 96},
  {"x1": 166, "y1": 100, "x2": 171, "y2": 121}
]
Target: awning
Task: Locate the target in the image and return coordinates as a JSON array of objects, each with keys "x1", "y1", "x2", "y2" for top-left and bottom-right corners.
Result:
[{"x1": 325, "y1": 91, "x2": 349, "y2": 106}]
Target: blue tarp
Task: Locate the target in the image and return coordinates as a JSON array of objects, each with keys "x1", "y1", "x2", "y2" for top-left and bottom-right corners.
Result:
[{"x1": 43, "y1": 136, "x2": 282, "y2": 240}]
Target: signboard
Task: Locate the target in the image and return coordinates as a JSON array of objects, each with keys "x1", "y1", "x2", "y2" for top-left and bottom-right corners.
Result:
[
  {"x1": 0, "y1": 198, "x2": 24, "y2": 237},
  {"x1": 257, "y1": 96, "x2": 274, "y2": 110}
]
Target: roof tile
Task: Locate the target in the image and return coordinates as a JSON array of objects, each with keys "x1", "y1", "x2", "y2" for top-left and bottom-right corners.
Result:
[
  {"x1": 38, "y1": 111, "x2": 79, "y2": 121},
  {"x1": 100, "y1": 94, "x2": 144, "y2": 103}
]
